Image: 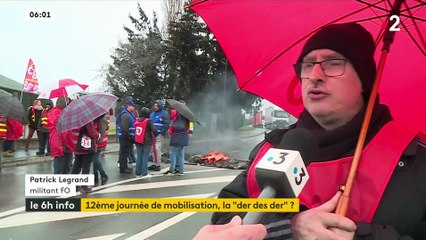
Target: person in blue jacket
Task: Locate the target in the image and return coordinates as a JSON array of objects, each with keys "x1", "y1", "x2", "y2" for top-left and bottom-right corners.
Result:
[{"x1": 148, "y1": 100, "x2": 170, "y2": 171}]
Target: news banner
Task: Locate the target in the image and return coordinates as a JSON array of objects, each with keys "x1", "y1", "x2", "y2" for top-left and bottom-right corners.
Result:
[{"x1": 25, "y1": 174, "x2": 299, "y2": 212}]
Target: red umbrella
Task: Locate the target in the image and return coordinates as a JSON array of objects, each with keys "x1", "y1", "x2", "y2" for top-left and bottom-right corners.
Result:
[
  {"x1": 37, "y1": 78, "x2": 89, "y2": 99},
  {"x1": 189, "y1": 0, "x2": 425, "y2": 217},
  {"x1": 189, "y1": 0, "x2": 426, "y2": 134}
]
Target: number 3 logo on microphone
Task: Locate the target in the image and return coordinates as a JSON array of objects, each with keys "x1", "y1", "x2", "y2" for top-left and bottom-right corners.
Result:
[
  {"x1": 293, "y1": 167, "x2": 306, "y2": 185},
  {"x1": 266, "y1": 151, "x2": 289, "y2": 165}
]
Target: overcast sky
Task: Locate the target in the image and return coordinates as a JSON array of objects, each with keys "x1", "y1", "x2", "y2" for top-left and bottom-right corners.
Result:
[{"x1": 0, "y1": 0, "x2": 164, "y2": 93}]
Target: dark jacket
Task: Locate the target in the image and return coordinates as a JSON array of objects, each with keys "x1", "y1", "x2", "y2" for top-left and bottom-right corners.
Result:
[
  {"x1": 212, "y1": 105, "x2": 426, "y2": 240},
  {"x1": 27, "y1": 106, "x2": 42, "y2": 130},
  {"x1": 169, "y1": 114, "x2": 190, "y2": 147},
  {"x1": 96, "y1": 115, "x2": 109, "y2": 152},
  {"x1": 117, "y1": 108, "x2": 136, "y2": 140}
]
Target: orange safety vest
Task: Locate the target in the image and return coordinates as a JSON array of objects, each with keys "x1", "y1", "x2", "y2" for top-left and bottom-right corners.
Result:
[
  {"x1": 41, "y1": 108, "x2": 49, "y2": 126},
  {"x1": 30, "y1": 106, "x2": 37, "y2": 123},
  {"x1": 0, "y1": 115, "x2": 7, "y2": 139}
]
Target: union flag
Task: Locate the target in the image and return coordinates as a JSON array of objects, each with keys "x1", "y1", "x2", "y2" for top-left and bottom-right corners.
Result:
[{"x1": 22, "y1": 58, "x2": 39, "y2": 93}]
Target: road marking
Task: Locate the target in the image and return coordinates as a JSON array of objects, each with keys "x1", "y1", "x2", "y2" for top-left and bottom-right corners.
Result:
[
  {"x1": 95, "y1": 175, "x2": 236, "y2": 194},
  {"x1": 78, "y1": 233, "x2": 126, "y2": 240},
  {"x1": 0, "y1": 207, "x2": 25, "y2": 219},
  {"x1": 0, "y1": 193, "x2": 216, "y2": 229},
  {"x1": 127, "y1": 212, "x2": 197, "y2": 240},
  {"x1": 127, "y1": 193, "x2": 217, "y2": 240}
]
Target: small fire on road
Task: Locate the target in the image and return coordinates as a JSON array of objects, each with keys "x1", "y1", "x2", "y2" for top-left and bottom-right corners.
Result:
[{"x1": 201, "y1": 150, "x2": 231, "y2": 164}]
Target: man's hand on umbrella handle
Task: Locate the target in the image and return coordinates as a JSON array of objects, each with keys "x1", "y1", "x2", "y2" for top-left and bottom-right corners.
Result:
[
  {"x1": 291, "y1": 191, "x2": 356, "y2": 240},
  {"x1": 193, "y1": 215, "x2": 266, "y2": 240}
]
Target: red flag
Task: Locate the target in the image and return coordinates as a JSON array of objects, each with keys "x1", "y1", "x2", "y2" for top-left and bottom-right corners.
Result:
[{"x1": 22, "y1": 59, "x2": 39, "y2": 93}]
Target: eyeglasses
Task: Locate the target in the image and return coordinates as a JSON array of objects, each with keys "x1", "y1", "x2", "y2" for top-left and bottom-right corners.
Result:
[{"x1": 293, "y1": 59, "x2": 350, "y2": 79}]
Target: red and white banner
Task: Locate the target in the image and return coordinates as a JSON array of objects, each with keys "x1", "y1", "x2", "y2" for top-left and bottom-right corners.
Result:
[{"x1": 22, "y1": 59, "x2": 39, "y2": 93}]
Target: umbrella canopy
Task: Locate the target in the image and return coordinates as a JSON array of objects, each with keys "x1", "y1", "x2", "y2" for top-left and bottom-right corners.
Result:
[
  {"x1": 56, "y1": 92, "x2": 117, "y2": 133},
  {"x1": 0, "y1": 89, "x2": 25, "y2": 123},
  {"x1": 166, "y1": 99, "x2": 198, "y2": 123},
  {"x1": 38, "y1": 78, "x2": 89, "y2": 99},
  {"x1": 189, "y1": 0, "x2": 426, "y2": 134}
]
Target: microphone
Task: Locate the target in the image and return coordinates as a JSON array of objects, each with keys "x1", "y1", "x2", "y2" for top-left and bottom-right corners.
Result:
[{"x1": 243, "y1": 128, "x2": 318, "y2": 224}]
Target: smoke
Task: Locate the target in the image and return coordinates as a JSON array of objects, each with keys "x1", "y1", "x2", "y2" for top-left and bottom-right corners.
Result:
[{"x1": 183, "y1": 73, "x2": 263, "y2": 156}]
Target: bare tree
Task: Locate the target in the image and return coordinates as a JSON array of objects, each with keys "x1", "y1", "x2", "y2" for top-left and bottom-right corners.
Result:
[{"x1": 162, "y1": 0, "x2": 185, "y2": 37}]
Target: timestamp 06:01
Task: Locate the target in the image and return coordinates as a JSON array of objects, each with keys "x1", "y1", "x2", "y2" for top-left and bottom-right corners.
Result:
[{"x1": 29, "y1": 11, "x2": 51, "y2": 18}]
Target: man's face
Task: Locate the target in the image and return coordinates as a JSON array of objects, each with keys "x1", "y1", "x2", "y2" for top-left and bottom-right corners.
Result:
[
  {"x1": 153, "y1": 103, "x2": 160, "y2": 111},
  {"x1": 301, "y1": 49, "x2": 364, "y2": 124},
  {"x1": 126, "y1": 105, "x2": 135, "y2": 112},
  {"x1": 36, "y1": 101, "x2": 42, "y2": 107}
]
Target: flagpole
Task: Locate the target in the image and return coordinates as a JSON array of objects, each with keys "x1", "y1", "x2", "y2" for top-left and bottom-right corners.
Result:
[{"x1": 19, "y1": 88, "x2": 24, "y2": 102}]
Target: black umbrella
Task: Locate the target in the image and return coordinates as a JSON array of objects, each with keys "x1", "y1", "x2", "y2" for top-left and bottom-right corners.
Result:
[
  {"x1": 166, "y1": 99, "x2": 200, "y2": 125},
  {"x1": 0, "y1": 89, "x2": 25, "y2": 123}
]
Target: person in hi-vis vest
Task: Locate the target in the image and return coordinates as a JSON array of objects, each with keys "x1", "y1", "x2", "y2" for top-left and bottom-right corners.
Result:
[
  {"x1": 25, "y1": 99, "x2": 43, "y2": 152},
  {"x1": 134, "y1": 107, "x2": 157, "y2": 178}
]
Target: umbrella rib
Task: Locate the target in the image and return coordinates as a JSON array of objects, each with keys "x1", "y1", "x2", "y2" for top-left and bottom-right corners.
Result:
[
  {"x1": 403, "y1": 1, "x2": 426, "y2": 52},
  {"x1": 396, "y1": 1, "x2": 426, "y2": 21},
  {"x1": 400, "y1": 19, "x2": 426, "y2": 56},
  {"x1": 356, "y1": 0, "x2": 425, "y2": 21},
  {"x1": 241, "y1": 3, "x2": 377, "y2": 89},
  {"x1": 356, "y1": 0, "x2": 392, "y2": 13}
]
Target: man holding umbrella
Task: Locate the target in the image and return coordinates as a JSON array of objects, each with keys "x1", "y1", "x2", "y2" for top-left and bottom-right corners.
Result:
[{"x1": 196, "y1": 23, "x2": 426, "y2": 239}]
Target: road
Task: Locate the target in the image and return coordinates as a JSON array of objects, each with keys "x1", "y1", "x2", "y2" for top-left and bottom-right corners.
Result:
[{"x1": 0, "y1": 130, "x2": 265, "y2": 240}]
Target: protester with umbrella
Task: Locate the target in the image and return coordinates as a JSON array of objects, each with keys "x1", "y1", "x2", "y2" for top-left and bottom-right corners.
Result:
[
  {"x1": 0, "y1": 89, "x2": 25, "y2": 123},
  {"x1": 0, "y1": 89, "x2": 25, "y2": 167},
  {"x1": 57, "y1": 93, "x2": 117, "y2": 193},
  {"x1": 71, "y1": 119, "x2": 99, "y2": 194},
  {"x1": 194, "y1": 23, "x2": 426, "y2": 239},
  {"x1": 163, "y1": 100, "x2": 193, "y2": 176}
]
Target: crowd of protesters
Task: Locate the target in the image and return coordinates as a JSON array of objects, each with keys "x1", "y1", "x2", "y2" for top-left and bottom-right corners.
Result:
[
  {"x1": 116, "y1": 98, "x2": 193, "y2": 178},
  {"x1": 1, "y1": 94, "x2": 193, "y2": 193}
]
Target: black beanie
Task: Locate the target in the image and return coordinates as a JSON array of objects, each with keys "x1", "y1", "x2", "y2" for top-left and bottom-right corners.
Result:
[{"x1": 296, "y1": 22, "x2": 377, "y2": 102}]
